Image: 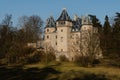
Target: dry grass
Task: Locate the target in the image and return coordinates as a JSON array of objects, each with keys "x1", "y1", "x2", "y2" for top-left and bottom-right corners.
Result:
[
  {"x1": 55, "y1": 62, "x2": 120, "y2": 80},
  {"x1": 24, "y1": 62, "x2": 120, "y2": 80},
  {"x1": 24, "y1": 62, "x2": 45, "y2": 69}
]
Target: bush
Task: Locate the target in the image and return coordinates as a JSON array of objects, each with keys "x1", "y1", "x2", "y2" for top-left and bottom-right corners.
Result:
[
  {"x1": 59, "y1": 55, "x2": 69, "y2": 62},
  {"x1": 5, "y1": 44, "x2": 36, "y2": 65},
  {"x1": 26, "y1": 51, "x2": 45, "y2": 64},
  {"x1": 74, "y1": 55, "x2": 89, "y2": 67},
  {"x1": 47, "y1": 52, "x2": 56, "y2": 62}
]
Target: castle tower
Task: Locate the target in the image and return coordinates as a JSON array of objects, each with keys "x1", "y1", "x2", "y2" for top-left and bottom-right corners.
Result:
[
  {"x1": 56, "y1": 8, "x2": 72, "y2": 58},
  {"x1": 44, "y1": 16, "x2": 56, "y2": 50},
  {"x1": 81, "y1": 15, "x2": 92, "y2": 31}
]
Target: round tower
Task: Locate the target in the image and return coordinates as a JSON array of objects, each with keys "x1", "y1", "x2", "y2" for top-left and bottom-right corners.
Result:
[{"x1": 56, "y1": 8, "x2": 72, "y2": 58}]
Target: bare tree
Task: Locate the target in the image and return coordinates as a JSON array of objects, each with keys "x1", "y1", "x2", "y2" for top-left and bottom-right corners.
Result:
[
  {"x1": 0, "y1": 14, "x2": 13, "y2": 58},
  {"x1": 70, "y1": 29, "x2": 102, "y2": 66},
  {"x1": 1, "y1": 14, "x2": 13, "y2": 27},
  {"x1": 18, "y1": 15, "x2": 43, "y2": 42},
  {"x1": 43, "y1": 42, "x2": 56, "y2": 64}
]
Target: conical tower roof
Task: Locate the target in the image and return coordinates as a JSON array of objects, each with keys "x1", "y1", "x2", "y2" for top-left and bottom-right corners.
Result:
[
  {"x1": 46, "y1": 16, "x2": 56, "y2": 27},
  {"x1": 57, "y1": 8, "x2": 72, "y2": 21}
]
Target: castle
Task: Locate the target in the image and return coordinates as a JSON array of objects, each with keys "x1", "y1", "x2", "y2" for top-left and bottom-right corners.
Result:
[{"x1": 43, "y1": 8, "x2": 102, "y2": 61}]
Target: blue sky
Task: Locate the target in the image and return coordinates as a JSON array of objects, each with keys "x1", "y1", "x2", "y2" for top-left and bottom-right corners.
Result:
[{"x1": 0, "y1": 0, "x2": 120, "y2": 26}]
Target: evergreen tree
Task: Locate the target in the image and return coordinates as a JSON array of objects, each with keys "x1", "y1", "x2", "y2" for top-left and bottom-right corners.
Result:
[
  {"x1": 103, "y1": 15, "x2": 111, "y2": 35},
  {"x1": 102, "y1": 15, "x2": 112, "y2": 56},
  {"x1": 112, "y1": 12, "x2": 120, "y2": 56},
  {"x1": 113, "y1": 12, "x2": 120, "y2": 33}
]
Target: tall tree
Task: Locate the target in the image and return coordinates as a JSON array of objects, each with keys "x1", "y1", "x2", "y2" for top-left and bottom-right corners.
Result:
[
  {"x1": 112, "y1": 12, "x2": 120, "y2": 56},
  {"x1": 70, "y1": 30, "x2": 102, "y2": 66},
  {"x1": 18, "y1": 15, "x2": 43, "y2": 42},
  {"x1": 1, "y1": 14, "x2": 12, "y2": 27},
  {"x1": 0, "y1": 14, "x2": 14, "y2": 58},
  {"x1": 103, "y1": 15, "x2": 111, "y2": 35},
  {"x1": 101, "y1": 15, "x2": 112, "y2": 56},
  {"x1": 113, "y1": 12, "x2": 120, "y2": 33}
]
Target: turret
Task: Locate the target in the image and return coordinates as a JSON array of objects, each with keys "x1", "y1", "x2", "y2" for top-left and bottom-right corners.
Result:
[
  {"x1": 82, "y1": 15, "x2": 92, "y2": 25},
  {"x1": 45, "y1": 16, "x2": 56, "y2": 33},
  {"x1": 56, "y1": 8, "x2": 72, "y2": 27},
  {"x1": 81, "y1": 15, "x2": 93, "y2": 31}
]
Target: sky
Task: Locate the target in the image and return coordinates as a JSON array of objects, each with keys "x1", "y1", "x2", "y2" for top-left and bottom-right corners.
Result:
[{"x1": 0, "y1": 0, "x2": 120, "y2": 26}]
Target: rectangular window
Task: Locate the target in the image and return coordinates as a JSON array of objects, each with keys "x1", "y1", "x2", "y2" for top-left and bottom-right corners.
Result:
[
  {"x1": 56, "y1": 35, "x2": 57, "y2": 39},
  {"x1": 59, "y1": 21, "x2": 65, "y2": 25},
  {"x1": 61, "y1": 29, "x2": 63, "y2": 32},
  {"x1": 47, "y1": 29, "x2": 49, "y2": 32},
  {"x1": 71, "y1": 35, "x2": 74, "y2": 39},
  {"x1": 61, "y1": 37, "x2": 63, "y2": 42},
  {"x1": 47, "y1": 35, "x2": 49, "y2": 39}
]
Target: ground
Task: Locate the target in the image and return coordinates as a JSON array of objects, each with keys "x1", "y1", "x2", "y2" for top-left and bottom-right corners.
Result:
[{"x1": 0, "y1": 61, "x2": 119, "y2": 80}]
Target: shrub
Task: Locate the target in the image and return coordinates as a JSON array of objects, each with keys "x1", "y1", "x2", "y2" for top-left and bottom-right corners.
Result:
[
  {"x1": 26, "y1": 51, "x2": 45, "y2": 64},
  {"x1": 47, "y1": 52, "x2": 56, "y2": 62},
  {"x1": 59, "y1": 55, "x2": 69, "y2": 62},
  {"x1": 74, "y1": 55, "x2": 90, "y2": 67}
]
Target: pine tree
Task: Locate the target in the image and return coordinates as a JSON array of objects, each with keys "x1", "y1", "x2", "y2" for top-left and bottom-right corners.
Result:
[
  {"x1": 112, "y1": 12, "x2": 120, "y2": 55},
  {"x1": 113, "y1": 12, "x2": 120, "y2": 33},
  {"x1": 103, "y1": 15, "x2": 111, "y2": 35}
]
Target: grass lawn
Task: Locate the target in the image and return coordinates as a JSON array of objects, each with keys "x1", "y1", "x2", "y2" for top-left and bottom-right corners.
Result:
[{"x1": 24, "y1": 61, "x2": 120, "y2": 80}]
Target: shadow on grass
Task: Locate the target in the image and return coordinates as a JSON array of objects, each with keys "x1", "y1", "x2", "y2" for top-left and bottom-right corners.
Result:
[
  {"x1": 0, "y1": 66, "x2": 110, "y2": 80},
  {"x1": 0, "y1": 66, "x2": 60, "y2": 80}
]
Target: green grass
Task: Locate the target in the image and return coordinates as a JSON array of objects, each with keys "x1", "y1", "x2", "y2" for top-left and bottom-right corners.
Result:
[{"x1": 24, "y1": 61, "x2": 120, "y2": 80}]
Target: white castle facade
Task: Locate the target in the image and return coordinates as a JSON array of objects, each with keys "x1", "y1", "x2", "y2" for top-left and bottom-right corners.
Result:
[{"x1": 42, "y1": 8, "x2": 102, "y2": 61}]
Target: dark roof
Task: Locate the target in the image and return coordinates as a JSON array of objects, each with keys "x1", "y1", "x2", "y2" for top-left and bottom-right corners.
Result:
[
  {"x1": 46, "y1": 16, "x2": 56, "y2": 27},
  {"x1": 71, "y1": 17, "x2": 82, "y2": 32},
  {"x1": 57, "y1": 8, "x2": 72, "y2": 21}
]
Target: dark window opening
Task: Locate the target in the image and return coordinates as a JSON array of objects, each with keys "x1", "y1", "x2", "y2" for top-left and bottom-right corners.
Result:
[
  {"x1": 84, "y1": 20, "x2": 86, "y2": 22},
  {"x1": 61, "y1": 37, "x2": 63, "y2": 42},
  {"x1": 47, "y1": 35, "x2": 49, "y2": 39},
  {"x1": 61, "y1": 29, "x2": 63, "y2": 32},
  {"x1": 56, "y1": 35, "x2": 57, "y2": 39},
  {"x1": 59, "y1": 21, "x2": 65, "y2": 25},
  {"x1": 47, "y1": 29, "x2": 49, "y2": 32}
]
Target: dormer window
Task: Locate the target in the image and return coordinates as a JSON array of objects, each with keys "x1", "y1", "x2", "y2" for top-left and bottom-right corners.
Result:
[{"x1": 58, "y1": 21, "x2": 65, "y2": 25}]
